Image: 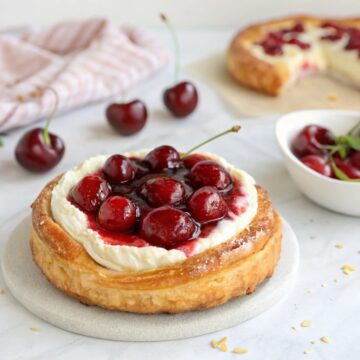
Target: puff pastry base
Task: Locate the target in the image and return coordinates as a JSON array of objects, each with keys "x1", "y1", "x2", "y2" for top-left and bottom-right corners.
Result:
[{"x1": 31, "y1": 176, "x2": 282, "y2": 314}]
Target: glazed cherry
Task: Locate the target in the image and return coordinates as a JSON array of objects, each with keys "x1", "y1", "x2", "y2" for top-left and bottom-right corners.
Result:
[
  {"x1": 103, "y1": 154, "x2": 135, "y2": 184},
  {"x1": 350, "y1": 151, "x2": 360, "y2": 168},
  {"x1": 139, "y1": 176, "x2": 185, "y2": 207},
  {"x1": 106, "y1": 100, "x2": 147, "y2": 136},
  {"x1": 71, "y1": 175, "x2": 111, "y2": 212},
  {"x1": 190, "y1": 160, "x2": 232, "y2": 190},
  {"x1": 163, "y1": 81, "x2": 198, "y2": 118},
  {"x1": 15, "y1": 128, "x2": 65, "y2": 172},
  {"x1": 140, "y1": 206, "x2": 197, "y2": 248},
  {"x1": 98, "y1": 196, "x2": 137, "y2": 232},
  {"x1": 260, "y1": 32, "x2": 284, "y2": 56},
  {"x1": 188, "y1": 186, "x2": 228, "y2": 224},
  {"x1": 145, "y1": 145, "x2": 180, "y2": 171},
  {"x1": 292, "y1": 125, "x2": 335, "y2": 157},
  {"x1": 301, "y1": 154, "x2": 332, "y2": 177},
  {"x1": 183, "y1": 153, "x2": 207, "y2": 169},
  {"x1": 334, "y1": 158, "x2": 360, "y2": 179}
]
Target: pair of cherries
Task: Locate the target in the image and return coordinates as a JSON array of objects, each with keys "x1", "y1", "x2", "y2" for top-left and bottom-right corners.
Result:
[
  {"x1": 292, "y1": 124, "x2": 360, "y2": 180},
  {"x1": 70, "y1": 144, "x2": 233, "y2": 249},
  {"x1": 106, "y1": 13, "x2": 198, "y2": 136}
]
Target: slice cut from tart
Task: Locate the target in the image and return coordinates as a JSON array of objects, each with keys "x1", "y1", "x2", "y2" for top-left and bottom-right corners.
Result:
[
  {"x1": 31, "y1": 145, "x2": 282, "y2": 313},
  {"x1": 227, "y1": 15, "x2": 360, "y2": 96}
]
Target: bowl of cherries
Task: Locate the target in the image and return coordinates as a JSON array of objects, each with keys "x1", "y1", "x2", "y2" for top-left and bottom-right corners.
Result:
[{"x1": 276, "y1": 110, "x2": 360, "y2": 216}]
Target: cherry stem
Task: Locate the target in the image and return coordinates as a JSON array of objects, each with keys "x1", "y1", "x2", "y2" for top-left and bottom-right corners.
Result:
[
  {"x1": 181, "y1": 125, "x2": 241, "y2": 159},
  {"x1": 160, "y1": 13, "x2": 180, "y2": 84},
  {"x1": 42, "y1": 87, "x2": 59, "y2": 145},
  {"x1": 348, "y1": 120, "x2": 360, "y2": 136}
]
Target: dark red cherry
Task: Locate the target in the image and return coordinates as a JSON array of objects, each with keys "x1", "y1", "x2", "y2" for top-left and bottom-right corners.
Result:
[
  {"x1": 106, "y1": 100, "x2": 147, "y2": 136},
  {"x1": 334, "y1": 158, "x2": 360, "y2": 179},
  {"x1": 345, "y1": 30, "x2": 360, "y2": 51},
  {"x1": 292, "y1": 125, "x2": 335, "y2": 158},
  {"x1": 98, "y1": 196, "x2": 137, "y2": 232},
  {"x1": 15, "y1": 128, "x2": 64, "y2": 172},
  {"x1": 301, "y1": 154, "x2": 332, "y2": 177},
  {"x1": 140, "y1": 206, "x2": 197, "y2": 248},
  {"x1": 139, "y1": 176, "x2": 185, "y2": 207},
  {"x1": 190, "y1": 160, "x2": 232, "y2": 190},
  {"x1": 259, "y1": 32, "x2": 284, "y2": 56},
  {"x1": 350, "y1": 151, "x2": 360, "y2": 168},
  {"x1": 188, "y1": 186, "x2": 228, "y2": 224},
  {"x1": 71, "y1": 175, "x2": 111, "y2": 212},
  {"x1": 145, "y1": 145, "x2": 180, "y2": 171},
  {"x1": 183, "y1": 153, "x2": 207, "y2": 169},
  {"x1": 163, "y1": 81, "x2": 198, "y2": 118},
  {"x1": 103, "y1": 154, "x2": 135, "y2": 184},
  {"x1": 286, "y1": 38, "x2": 310, "y2": 50}
]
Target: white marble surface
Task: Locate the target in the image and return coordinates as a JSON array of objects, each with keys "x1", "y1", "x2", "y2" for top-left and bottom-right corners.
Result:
[{"x1": 0, "y1": 29, "x2": 360, "y2": 360}]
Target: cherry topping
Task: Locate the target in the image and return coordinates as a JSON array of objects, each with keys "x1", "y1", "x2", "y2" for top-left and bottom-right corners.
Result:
[
  {"x1": 286, "y1": 38, "x2": 310, "y2": 50},
  {"x1": 140, "y1": 206, "x2": 197, "y2": 248},
  {"x1": 71, "y1": 175, "x2": 111, "y2": 212},
  {"x1": 183, "y1": 153, "x2": 208, "y2": 169},
  {"x1": 98, "y1": 196, "x2": 137, "y2": 232},
  {"x1": 300, "y1": 154, "x2": 332, "y2": 177},
  {"x1": 188, "y1": 186, "x2": 228, "y2": 224},
  {"x1": 15, "y1": 128, "x2": 65, "y2": 172},
  {"x1": 106, "y1": 100, "x2": 147, "y2": 136},
  {"x1": 145, "y1": 145, "x2": 180, "y2": 171},
  {"x1": 103, "y1": 154, "x2": 135, "y2": 184},
  {"x1": 139, "y1": 176, "x2": 185, "y2": 207},
  {"x1": 190, "y1": 160, "x2": 232, "y2": 190},
  {"x1": 259, "y1": 32, "x2": 284, "y2": 56},
  {"x1": 292, "y1": 125, "x2": 335, "y2": 158},
  {"x1": 163, "y1": 81, "x2": 199, "y2": 118}
]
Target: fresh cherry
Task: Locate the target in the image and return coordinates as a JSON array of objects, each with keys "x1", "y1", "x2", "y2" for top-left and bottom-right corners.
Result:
[
  {"x1": 140, "y1": 206, "x2": 197, "y2": 248},
  {"x1": 15, "y1": 88, "x2": 64, "y2": 172},
  {"x1": 188, "y1": 186, "x2": 228, "y2": 224},
  {"x1": 163, "y1": 81, "x2": 198, "y2": 118},
  {"x1": 15, "y1": 128, "x2": 65, "y2": 172},
  {"x1": 139, "y1": 176, "x2": 185, "y2": 207},
  {"x1": 190, "y1": 160, "x2": 232, "y2": 190},
  {"x1": 334, "y1": 157, "x2": 360, "y2": 179},
  {"x1": 160, "y1": 13, "x2": 198, "y2": 118},
  {"x1": 350, "y1": 151, "x2": 360, "y2": 168},
  {"x1": 98, "y1": 196, "x2": 137, "y2": 232},
  {"x1": 292, "y1": 125, "x2": 335, "y2": 157},
  {"x1": 145, "y1": 145, "x2": 180, "y2": 171},
  {"x1": 183, "y1": 153, "x2": 208, "y2": 169},
  {"x1": 300, "y1": 154, "x2": 332, "y2": 177},
  {"x1": 71, "y1": 175, "x2": 111, "y2": 212},
  {"x1": 103, "y1": 154, "x2": 135, "y2": 184},
  {"x1": 106, "y1": 100, "x2": 147, "y2": 136}
]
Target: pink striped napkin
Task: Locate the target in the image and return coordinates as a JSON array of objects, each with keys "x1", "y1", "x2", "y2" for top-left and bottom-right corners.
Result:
[{"x1": 0, "y1": 18, "x2": 169, "y2": 132}]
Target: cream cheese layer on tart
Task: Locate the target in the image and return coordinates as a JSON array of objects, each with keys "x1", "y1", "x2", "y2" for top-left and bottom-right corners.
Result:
[{"x1": 51, "y1": 150, "x2": 258, "y2": 273}]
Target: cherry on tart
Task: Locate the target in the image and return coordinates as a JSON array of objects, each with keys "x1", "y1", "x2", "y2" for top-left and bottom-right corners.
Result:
[
  {"x1": 139, "y1": 176, "x2": 185, "y2": 207},
  {"x1": 103, "y1": 154, "x2": 135, "y2": 184},
  {"x1": 188, "y1": 186, "x2": 228, "y2": 224},
  {"x1": 71, "y1": 175, "x2": 111, "y2": 212},
  {"x1": 98, "y1": 196, "x2": 137, "y2": 232},
  {"x1": 140, "y1": 206, "x2": 197, "y2": 249},
  {"x1": 145, "y1": 145, "x2": 180, "y2": 171},
  {"x1": 106, "y1": 100, "x2": 147, "y2": 136},
  {"x1": 160, "y1": 13, "x2": 198, "y2": 118},
  {"x1": 15, "y1": 88, "x2": 64, "y2": 172}
]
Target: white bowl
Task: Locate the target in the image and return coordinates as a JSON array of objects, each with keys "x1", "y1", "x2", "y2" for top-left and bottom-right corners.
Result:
[{"x1": 276, "y1": 110, "x2": 360, "y2": 217}]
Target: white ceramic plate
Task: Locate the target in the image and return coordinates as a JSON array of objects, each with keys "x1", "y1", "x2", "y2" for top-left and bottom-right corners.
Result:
[
  {"x1": 276, "y1": 110, "x2": 360, "y2": 216},
  {"x1": 1, "y1": 212, "x2": 299, "y2": 342}
]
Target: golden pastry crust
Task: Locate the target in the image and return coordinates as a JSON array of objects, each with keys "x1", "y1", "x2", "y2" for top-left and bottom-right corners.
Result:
[
  {"x1": 31, "y1": 176, "x2": 282, "y2": 314},
  {"x1": 227, "y1": 15, "x2": 360, "y2": 96}
]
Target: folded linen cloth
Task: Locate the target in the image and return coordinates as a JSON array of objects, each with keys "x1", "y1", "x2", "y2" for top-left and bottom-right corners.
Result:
[{"x1": 0, "y1": 18, "x2": 169, "y2": 132}]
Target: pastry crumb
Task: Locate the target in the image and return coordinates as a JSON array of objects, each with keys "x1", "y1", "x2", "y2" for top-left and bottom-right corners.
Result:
[
  {"x1": 320, "y1": 336, "x2": 330, "y2": 343},
  {"x1": 211, "y1": 337, "x2": 228, "y2": 352},
  {"x1": 30, "y1": 327, "x2": 40, "y2": 333},
  {"x1": 233, "y1": 347, "x2": 248, "y2": 354},
  {"x1": 310, "y1": 340, "x2": 316, "y2": 344},
  {"x1": 309, "y1": 235, "x2": 317, "y2": 240},
  {"x1": 335, "y1": 243, "x2": 344, "y2": 249},
  {"x1": 0, "y1": 289, "x2": 5, "y2": 295},
  {"x1": 328, "y1": 93, "x2": 338, "y2": 102},
  {"x1": 301, "y1": 320, "x2": 312, "y2": 328},
  {"x1": 334, "y1": 278, "x2": 339, "y2": 283},
  {"x1": 16, "y1": 95, "x2": 25, "y2": 102},
  {"x1": 304, "y1": 349, "x2": 311, "y2": 355},
  {"x1": 307, "y1": 289, "x2": 313, "y2": 294},
  {"x1": 341, "y1": 265, "x2": 356, "y2": 275},
  {"x1": 321, "y1": 283, "x2": 327, "y2": 288},
  {"x1": 291, "y1": 326, "x2": 297, "y2": 331}
]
